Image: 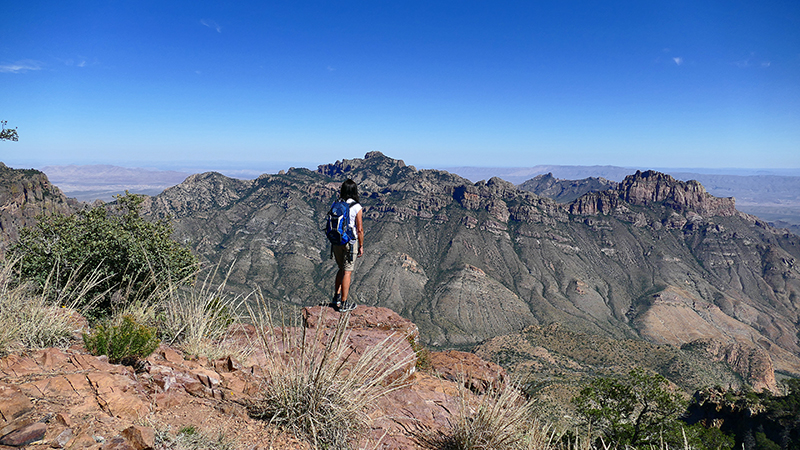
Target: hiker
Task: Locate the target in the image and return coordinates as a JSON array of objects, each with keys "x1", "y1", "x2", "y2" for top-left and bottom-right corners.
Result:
[{"x1": 327, "y1": 179, "x2": 364, "y2": 312}]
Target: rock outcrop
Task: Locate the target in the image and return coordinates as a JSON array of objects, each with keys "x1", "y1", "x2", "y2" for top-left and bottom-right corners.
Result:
[
  {"x1": 0, "y1": 306, "x2": 498, "y2": 449},
  {"x1": 0, "y1": 163, "x2": 79, "y2": 256},
  {"x1": 568, "y1": 170, "x2": 738, "y2": 218}
]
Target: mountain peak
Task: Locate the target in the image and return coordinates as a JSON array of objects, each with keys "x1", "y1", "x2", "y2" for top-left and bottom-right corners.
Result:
[
  {"x1": 619, "y1": 170, "x2": 736, "y2": 216},
  {"x1": 569, "y1": 169, "x2": 737, "y2": 217}
]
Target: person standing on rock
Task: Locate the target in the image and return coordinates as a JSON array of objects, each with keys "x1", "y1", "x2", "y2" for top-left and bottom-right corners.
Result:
[{"x1": 328, "y1": 179, "x2": 364, "y2": 312}]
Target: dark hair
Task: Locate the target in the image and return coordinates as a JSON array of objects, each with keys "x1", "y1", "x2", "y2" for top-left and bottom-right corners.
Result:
[{"x1": 340, "y1": 179, "x2": 360, "y2": 204}]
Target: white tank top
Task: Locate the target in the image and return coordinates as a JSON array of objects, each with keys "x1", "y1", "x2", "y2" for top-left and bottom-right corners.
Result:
[{"x1": 345, "y1": 199, "x2": 362, "y2": 246}]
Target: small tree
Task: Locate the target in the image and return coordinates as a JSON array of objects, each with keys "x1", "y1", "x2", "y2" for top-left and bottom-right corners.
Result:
[
  {"x1": 11, "y1": 192, "x2": 198, "y2": 316},
  {"x1": 1, "y1": 121, "x2": 18, "y2": 141},
  {"x1": 573, "y1": 368, "x2": 687, "y2": 447}
]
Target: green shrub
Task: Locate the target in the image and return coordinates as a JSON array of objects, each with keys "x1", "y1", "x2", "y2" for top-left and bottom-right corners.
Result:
[
  {"x1": 11, "y1": 192, "x2": 198, "y2": 316},
  {"x1": 83, "y1": 315, "x2": 160, "y2": 364},
  {"x1": 572, "y1": 367, "x2": 687, "y2": 448},
  {"x1": 408, "y1": 334, "x2": 432, "y2": 371}
]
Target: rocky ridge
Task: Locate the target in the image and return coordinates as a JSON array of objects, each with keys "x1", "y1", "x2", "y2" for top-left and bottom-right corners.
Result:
[
  {"x1": 137, "y1": 152, "x2": 800, "y2": 393},
  {"x1": 518, "y1": 172, "x2": 617, "y2": 203},
  {"x1": 0, "y1": 163, "x2": 80, "y2": 257}
]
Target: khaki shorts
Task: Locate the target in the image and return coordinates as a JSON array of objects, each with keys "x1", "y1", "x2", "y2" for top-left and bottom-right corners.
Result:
[{"x1": 333, "y1": 242, "x2": 357, "y2": 272}]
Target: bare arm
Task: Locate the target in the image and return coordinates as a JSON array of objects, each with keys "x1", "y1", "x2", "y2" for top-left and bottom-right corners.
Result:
[{"x1": 355, "y1": 209, "x2": 364, "y2": 257}]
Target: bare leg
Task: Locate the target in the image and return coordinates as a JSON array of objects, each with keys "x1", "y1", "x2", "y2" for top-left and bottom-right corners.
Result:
[
  {"x1": 335, "y1": 268, "x2": 344, "y2": 297},
  {"x1": 340, "y1": 270, "x2": 352, "y2": 302}
]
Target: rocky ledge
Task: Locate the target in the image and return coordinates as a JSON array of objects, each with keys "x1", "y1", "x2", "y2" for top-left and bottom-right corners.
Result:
[{"x1": 0, "y1": 306, "x2": 504, "y2": 450}]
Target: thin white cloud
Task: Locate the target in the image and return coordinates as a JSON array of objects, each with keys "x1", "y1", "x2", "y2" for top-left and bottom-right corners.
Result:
[
  {"x1": 672, "y1": 57, "x2": 683, "y2": 66},
  {"x1": 734, "y1": 54, "x2": 770, "y2": 69},
  {"x1": 64, "y1": 58, "x2": 89, "y2": 67},
  {"x1": 200, "y1": 19, "x2": 222, "y2": 33},
  {"x1": 327, "y1": 66, "x2": 336, "y2": 72},
  {"x1": 0, "y1": 60, "x2": 43, "y2": 73}
]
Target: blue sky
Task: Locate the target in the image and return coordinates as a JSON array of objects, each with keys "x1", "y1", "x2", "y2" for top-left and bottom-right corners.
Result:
[{"x1": 2, "y1": 1, "x2": 799, "y2": 172}]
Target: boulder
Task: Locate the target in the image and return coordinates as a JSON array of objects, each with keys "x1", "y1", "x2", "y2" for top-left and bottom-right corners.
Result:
[
  {"x1": 429, "y1": 350, "x2": 506, "y2": 394},
  {"x1": 0, "y1": 422, "x2": 46, "y2": 447}
]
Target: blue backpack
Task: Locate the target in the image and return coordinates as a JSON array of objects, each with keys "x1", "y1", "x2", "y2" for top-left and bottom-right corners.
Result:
[{"x1": 326, "y1": 199, "x2": 355, "y2": 245}]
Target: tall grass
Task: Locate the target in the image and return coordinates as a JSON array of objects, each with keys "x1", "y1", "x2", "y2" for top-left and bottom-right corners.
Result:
[
  {"x1": 245, "y1": 292, "x2": 413, "y2": 450},
  {"x1": 0, "y1": 259, "x2": 105, "y2": 356},
  {"x1": 154, "y1": 265, "x2": 249, "y2": 361},
  {"x1": 415, "y1": 380, "x2": 556, "y2": 450}
]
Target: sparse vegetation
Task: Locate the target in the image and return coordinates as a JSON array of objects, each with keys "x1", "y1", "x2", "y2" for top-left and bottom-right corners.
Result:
[
  {"x1": 414, "y1": 381, "x2": 552, "y2": 450},
  {"x1": 83, "y1": 315, "x2": 160, "y2": 365},
  {"x1": 0, "y1": 259, "x2": 103, "y2": 356},
  {"x1": 409, "y1": 334, "x2": 432, "y2": 371},
  {"x1": 155, "y1": 266, "x2": 248, "y2": 361},
  {"x1": 153, "y1": 424, "x2": 235, "y2": 450},
  {"x1": 246, "y1": 294, "x2": 413, "y2": 450}
]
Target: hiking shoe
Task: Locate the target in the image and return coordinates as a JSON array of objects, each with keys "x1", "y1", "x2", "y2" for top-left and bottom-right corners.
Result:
[
  {"x1": 339, "y1": 301, "x2": 357, "y2": 312},
  {"x1": 331, "y1": 293, "x2": 342, "y2": 310}
]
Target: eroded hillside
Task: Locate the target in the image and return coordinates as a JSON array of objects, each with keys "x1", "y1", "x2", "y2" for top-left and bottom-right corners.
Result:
[{"x1": 139, "y1": 152, "x2": 800, "y2": 390}]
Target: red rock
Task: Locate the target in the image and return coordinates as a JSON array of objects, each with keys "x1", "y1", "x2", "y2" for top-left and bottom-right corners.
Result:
[
  {"x1": 120, "y1": 426, "x2": 154, "y2": 450},
  {"x1": 158, "y1": 347, "x2": 184, "y2": 365},
  {"x1": 303, "y1": 306, "x2": 419, "y2": 342},
  {"x1": 429, "y1": 350, "x2": 506, "y2": 394},
  {"x1": 54, "y1": 413, "x2": 71, "y2": 428},
  {"x1": 69, "y1": 431, "x2": 98, "y2": 449},
  {"x1": 87, "y1": 373, "x2": 150, "y2": 420},
  {"x1": 192, "y1": 368, "x2": 221, "y2": 388},
  {"x1": 0, "y1": 384, "x2": 33, "y2": 425},
  {"x1": 154, "y1": 392, "x2": 182, "y2": 410},
  {"x1": 101, "y1": 436, "x2": 135, "y2": 450},
  {"x1": 35, "y1": 348, "x2": 71, "y2": 371},
  {"x1": 0, "y1": 422, "x2": 46, "y2": 446},
  {"x1": 51, "y1": 428, "x2": 74, "y2": 448}
]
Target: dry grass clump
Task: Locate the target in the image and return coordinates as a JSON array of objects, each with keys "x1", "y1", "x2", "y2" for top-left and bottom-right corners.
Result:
[
  {"x1": 154, "y1": 266, "x2": 249, "y2": 361},
  {"x1": 0, "y1": 260, "x2": 103, "y2": 356},
  {"x1": 415, "y1": 380, "x2": 555, "y2": 450},
  {"x1": 245, "y1": 293, "x2": 413, "y2": 450}
]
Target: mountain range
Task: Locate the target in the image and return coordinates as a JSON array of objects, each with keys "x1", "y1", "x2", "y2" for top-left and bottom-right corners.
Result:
[
  {"x1": 2, "y1": 154, "x2": 799, "y2": 396},
  {"x1": 38, "y1": 162, "x2": 800, "y2": 234},
  {"x1": 134, "y1": 152, "x2": 800, "y2": 392}
]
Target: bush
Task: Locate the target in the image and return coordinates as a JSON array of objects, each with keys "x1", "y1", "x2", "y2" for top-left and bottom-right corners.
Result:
[
  {"x1": 11, "y1": 192, "x2": 198, "y2": 316},
  {"x1": 572, "y1": 367, "x2": 687, "y2": 448},
  {"x1": 83, "y1": 315, "x2": 160, "y2": 364}
]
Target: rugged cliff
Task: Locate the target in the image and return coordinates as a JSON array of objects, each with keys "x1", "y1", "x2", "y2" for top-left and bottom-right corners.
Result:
[
  {"x1": 139, "y1": 152, "x2": 800, "y2": 391},
  {"x1": 0, "y1": 163, "x2": 79, "y2": 257}
]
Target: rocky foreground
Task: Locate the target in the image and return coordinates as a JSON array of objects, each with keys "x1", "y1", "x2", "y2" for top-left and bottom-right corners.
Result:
[{"x1": 0, "y1": 306, "x2": 505, "y2": 450}]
